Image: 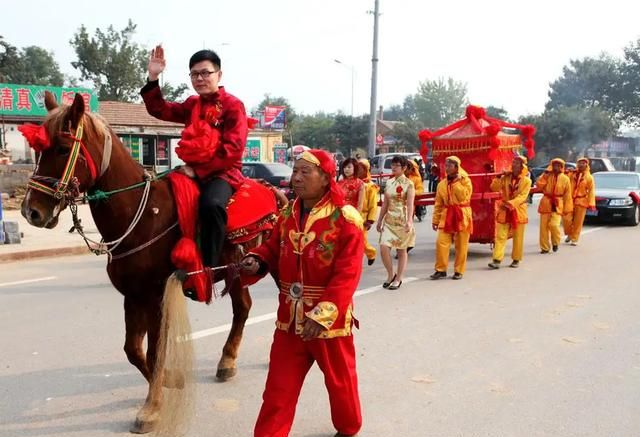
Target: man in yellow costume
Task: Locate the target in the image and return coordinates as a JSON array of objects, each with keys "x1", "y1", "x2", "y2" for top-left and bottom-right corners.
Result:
[
  {"x1": 358, "y1": 159, "x2": 379, "y2": 265},
  {"x1": 488, "y1": 155, "x2": 532, "y2": 269},
  {"x1": 536, "y1": 158, "x2": 573, "y2": 253},
  {"x1": 563, "y1": 158, "x2": 596, "y2": 246},
  {"x1": 430, "y1": 156, "x2": 473, "y2": 280}
]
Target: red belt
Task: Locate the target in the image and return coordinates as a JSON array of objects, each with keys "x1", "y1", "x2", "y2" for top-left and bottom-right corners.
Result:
[{"x1": 444, "y1": 203, "x2": 470, "y2": 234}]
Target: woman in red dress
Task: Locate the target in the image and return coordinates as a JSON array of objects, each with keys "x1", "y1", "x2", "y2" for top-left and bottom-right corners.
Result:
[{"x1": 338, "y1": 158, "x2": 365, "y2": 213}]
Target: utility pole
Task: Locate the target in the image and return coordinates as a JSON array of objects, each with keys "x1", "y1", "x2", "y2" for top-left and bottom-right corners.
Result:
[{"x1": 367, "y1": 0, "x2": 380, "y2": 158}]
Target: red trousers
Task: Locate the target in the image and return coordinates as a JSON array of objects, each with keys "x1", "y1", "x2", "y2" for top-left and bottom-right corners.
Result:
[{"x1": 254, "y1": 329, "x2": 362, "y2": 437}]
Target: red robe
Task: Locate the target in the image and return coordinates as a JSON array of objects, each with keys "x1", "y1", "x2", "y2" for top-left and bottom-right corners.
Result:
[
  {"x1": 141, "y1": 82, "x2": 248, "y2": 188},
  {"x1": 338, "y1": 177, "x2": 364, "y2": 209},
  {"x1": 249, "y1": 194, "x2": 364, "y2": 437}
]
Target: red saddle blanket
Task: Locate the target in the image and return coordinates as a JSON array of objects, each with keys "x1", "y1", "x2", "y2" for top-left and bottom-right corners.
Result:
[{"x1": 168, "y1": 173, "x2": 278, "y2": 303}]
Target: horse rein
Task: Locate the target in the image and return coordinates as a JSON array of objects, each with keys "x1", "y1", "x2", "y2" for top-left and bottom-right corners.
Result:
[{"x1": 25, "y1": 120, "x2": 175, "y2": 262}]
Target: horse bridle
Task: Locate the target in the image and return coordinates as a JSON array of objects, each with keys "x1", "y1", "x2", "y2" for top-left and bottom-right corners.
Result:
[{"x1": 28, "y1": 121, "x2": 112, "y2": 203}]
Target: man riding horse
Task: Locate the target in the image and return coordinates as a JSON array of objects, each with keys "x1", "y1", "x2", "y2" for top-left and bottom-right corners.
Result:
[{"x1": 142, "y1": 45, "x2": 248, "y2": 271}]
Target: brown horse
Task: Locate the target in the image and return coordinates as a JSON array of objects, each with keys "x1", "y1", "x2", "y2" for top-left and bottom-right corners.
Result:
[{"x1": 21, "y1": 92, "x2": 280, "y2": 434}]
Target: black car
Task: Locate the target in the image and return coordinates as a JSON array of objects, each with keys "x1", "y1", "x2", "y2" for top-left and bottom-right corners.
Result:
[
  {"x1": 241, "y1": 162, "x2": 294, "y2": 199},
  {"x1": 589, "y1": 171, "x2": 640, "y2": 226}
]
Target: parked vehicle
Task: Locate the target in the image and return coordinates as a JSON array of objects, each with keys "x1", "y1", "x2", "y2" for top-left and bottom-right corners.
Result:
[
  {"x1": 587, "y1": 158, "x2": 616, "y2": 173},
  {"x1": 588, "y1": 171, "x2": 640, "y2": 226},
  {"x1": 370, "y1": 152, "x2": 422, "y2": 189},
  {"x1": 241, "y1": 162, "x2": 294, "y2": 199}
]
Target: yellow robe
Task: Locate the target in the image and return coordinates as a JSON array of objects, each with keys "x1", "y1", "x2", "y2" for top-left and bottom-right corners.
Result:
[
  {"x1": 361, "y1": 180, "x2": 379, "y2": 260},
  {"x1": 489, "y1": 171, "x2": 532, "y2": 262},
  {"x1": 563, "y1": 168, "x2": 596, "y2": 242},
  {"x1": 433, "y1": 161, "x2": 473, "y2": 274},
  {"x1": 536, "y1": 163, "x2": 572, "y2": 251}
]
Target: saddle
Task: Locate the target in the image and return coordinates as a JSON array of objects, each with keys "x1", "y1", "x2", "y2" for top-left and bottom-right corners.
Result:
[{"x1": 168, "y1": 173, "x2": 279, "y2": 303}]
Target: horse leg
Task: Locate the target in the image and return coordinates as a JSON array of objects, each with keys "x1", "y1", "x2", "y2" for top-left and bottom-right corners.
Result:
[
  {"x1": 216, "y1": 280, "x2": 252, "y2": 381},
  {"x1": 123, "y1": 297, "x2": 151, "y2": 381},
  {"x1": 131, "y1": 298, "x2": 163, "y2": 434}
]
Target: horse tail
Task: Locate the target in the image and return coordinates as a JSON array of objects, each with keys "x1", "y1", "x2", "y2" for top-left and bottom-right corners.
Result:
[{"x1": 153, "y1": 272, "x2": 195, "y2": 436}]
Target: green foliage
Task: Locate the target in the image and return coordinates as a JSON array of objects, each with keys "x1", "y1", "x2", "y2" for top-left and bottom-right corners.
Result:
[
  {"x1": 519, "y1": 106, "x2": 619, "y2": 162},
  {"x1": 0, "y1": 36, "x2": 63, "y2": 86},
  {"x1": 70, "y1": 20, "x2": 148, "y2": 101}
]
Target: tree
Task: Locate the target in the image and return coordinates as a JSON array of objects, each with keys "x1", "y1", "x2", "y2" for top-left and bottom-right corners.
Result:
[
  {"x1": 485, "y1": 105, "x2": 510, "y2": 121},
  {"x1": 391, "y1": 122, "x2": 420, "y2": 150},
  {"x1": 0, "y1": 37, "x2": 64, "y2": 86},
  {"x1": 0, "y1": 36, "x2": 20, "y2": 82},
  {"x1": 161, "y1": 82, "x2": 189, "y2": 101},
  {"x1": 382, "y1": 104, "x2": 406, "y2": 121},
  {"x1": 70, "y1": 21, "x2": 186, "y2": 102},
  {"x1": 546, "y1": 55, "x2": 625, "y2": 118},
  {"x1": 409, "y1": 77, "x2": 469, "y2": 129},
  {"x1": 519, "y1": 106, "x2": 619, "y2": 162},
  {"x1": 621, "y1": 38, "x2": 640, "y2": 125},
  {"x1": 331, "y1": 114, "x2": 368, "y2": 155},
  {"x1": 291, "y1": 113, "x2": 336, "y2": 151}
]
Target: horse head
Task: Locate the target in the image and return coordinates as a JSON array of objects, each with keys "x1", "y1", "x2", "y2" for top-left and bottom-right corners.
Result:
[{"x1": 21, "y1": 91, "x2": 111, "y2": 228}]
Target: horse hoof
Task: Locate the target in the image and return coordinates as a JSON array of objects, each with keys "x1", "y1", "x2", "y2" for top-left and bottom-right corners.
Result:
[
  {"x1": 130, "y1": 417, "x2": 157, "y2": 434},
  {"x1": 163, "y1": 369, "x2": 185, "y2": 389},
  {"x1": 216, "y1": 367, "x2": 237, "y2": 382}
]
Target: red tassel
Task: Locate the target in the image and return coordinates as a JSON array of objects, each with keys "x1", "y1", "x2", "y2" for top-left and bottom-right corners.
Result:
[
  {"x1": 418, "y1": 129, "x2": 432, "y2": 163},
  {"x1": 465, "y1": 105, "x2": 487, "y2": 121},
  {"x1": 18, "y1": 123, "x2": 50, "y2": 152},
  {"x1": 168, "y1": 172, "x2": 213, "y2": 303}
]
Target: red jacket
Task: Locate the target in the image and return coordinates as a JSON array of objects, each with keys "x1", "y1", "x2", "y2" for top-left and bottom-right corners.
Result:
[
  {"x1": 141, "y1": 82, "x2": 248, "y2": 188},
  {"x1": 248, "y1": 195, "x2": 364, "y2": 338}
]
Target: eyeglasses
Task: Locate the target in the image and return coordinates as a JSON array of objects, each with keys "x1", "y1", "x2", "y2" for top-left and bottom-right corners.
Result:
[{"x1": 189, "y1": 70, "x2": 218, "y2": 80}]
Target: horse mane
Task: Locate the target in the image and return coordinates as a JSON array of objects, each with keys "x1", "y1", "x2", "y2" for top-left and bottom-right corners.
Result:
[{"x1": 44, "y1": 104, "x2": 122, "y2": 154}]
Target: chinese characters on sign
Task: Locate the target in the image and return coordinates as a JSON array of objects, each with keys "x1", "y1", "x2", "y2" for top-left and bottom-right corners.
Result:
[{"x1": 0, "y1": 83, "x2": 99, "y2": 116}]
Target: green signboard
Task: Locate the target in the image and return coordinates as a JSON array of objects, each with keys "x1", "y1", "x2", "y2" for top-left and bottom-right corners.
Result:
[
  {"x1": 243, "y1": 139, "x2": 261, "y2": 162},
  {"x1": 0, "y1": 83, "x2": 99, "y2": 116}
]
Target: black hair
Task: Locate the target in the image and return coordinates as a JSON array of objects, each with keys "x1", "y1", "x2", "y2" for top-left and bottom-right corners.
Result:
[
  {"x1": 339, "y1": 158, "x2": 361, "y2": 179},
  {"x1": 391, "y1": 155, "x2": 408, "y2": 168},
  {"x1": 189, "y1": 50, "x2": 221, "y2": 70}
]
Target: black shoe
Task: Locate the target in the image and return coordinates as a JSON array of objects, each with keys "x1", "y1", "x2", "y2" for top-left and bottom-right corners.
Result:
[
  {"x1": 540, "y1": 250, "x2": 549, "y2": 254},
  {"x1": 510, "y1": 260, "x2": 520, "y2": 268},
  {"x1": 383, "y1": 274, "x2": 397, "y2": 289},
  {"x1": 430, "y1": 271, "x2": 447, "y2": 280},
  {"x1": 452, "y1": 272, "x2": 463, "y2": 280},
  {"x1": 565, "y1": 236, "x2": 571, "y2": 243},
  {"x1": 552, "y1": 245, "x2": 559, "y2": 252},
  {"x1": 335, "y1": 433, "x2": 358, "y2": 437},
  {"x1": 367, "y1": 258, "x2": 375, "y2": 266},
  {"x1": 388, "y1": 280, "x2": 402, "y2": 290},
  {"x1": 407, "y1": 246, "x2": 414, "y2": 254},
  {"x1": 488, "y1": 260, "x2": 501, "y2": 269}
]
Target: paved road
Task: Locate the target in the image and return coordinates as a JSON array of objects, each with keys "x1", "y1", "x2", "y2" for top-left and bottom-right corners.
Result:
[{"x1": 1, "y1": 207, "x2": 639, "y2": 437}]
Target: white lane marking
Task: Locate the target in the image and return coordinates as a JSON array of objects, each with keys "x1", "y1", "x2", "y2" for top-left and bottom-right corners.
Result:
[
  {"x1": 581, "y1": 227, "x2": 605, "y2": 235},
  {"x1": 189, "y1": 277, "x2": 420, "y2": 341},
  {"x1": 0, "y1": 276, "x2": 57, "y2": 288}
]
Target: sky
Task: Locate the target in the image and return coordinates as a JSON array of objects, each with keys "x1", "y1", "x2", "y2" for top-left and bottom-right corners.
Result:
[{"x1": 3, "y1": 0, "x2": 639, "y2": 120}]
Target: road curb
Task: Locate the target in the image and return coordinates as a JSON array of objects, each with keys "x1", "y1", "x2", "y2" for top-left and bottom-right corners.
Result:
[{"x1": 0, "y1": 245, "x2": 90, "y2": 263}]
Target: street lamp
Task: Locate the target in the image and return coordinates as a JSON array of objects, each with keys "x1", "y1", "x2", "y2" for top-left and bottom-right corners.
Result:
[
  {"x1": 334, "y1": 59, "x2": 355, "y2": 157},
  {"x1": 333, "y1": 59, "x2": 355, "y2": 118}
]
